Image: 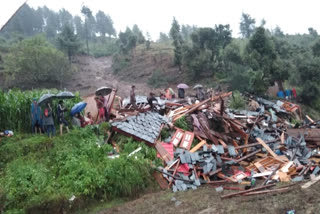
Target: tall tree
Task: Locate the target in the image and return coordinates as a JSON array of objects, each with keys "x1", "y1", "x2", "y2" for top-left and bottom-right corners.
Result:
[
  {"x1": 245, "y1": 27, "x2": 278, "y2": 93},
  {"x1": 181, "y1": 24, "x2": 197, "y2": 41},
  {"x1": 73, "y1": 15, "x2": 85, "y2": 39},
  {"x1": 95, "y1": 11, "x2": 116, "y2": 38},
  {"x1": 170, "y1": 17, "x2": 183, "y2": 70},
  {"x1": 158, "y1": 32, "x2": 170, "y2": 42},
  {"x1": 43, "y1": 6, "x2": 60, "y2": 38},
  {"x1": 239, "y1": 13, "x2": 256, "y2": 38},
  {"x1": 57, "y1": 24, "x2": 81, "y2": 61},
  {"x1": 118, "y1": 27, "x2": 137, "y2": 56},
  {"x1": 96, "y1": 11, "x2": 109, "y2": 37},
  {"x1": 81, "y1": 5, "x2": 93, "y2": 55},
  {"x1": 308, "y1": 27, "x2": 318, "y2": 38},
  {"x1": 58, "y1": 8, "x2": 73, "y2": 30},
  {"x1": 273, "y1": 26, "x2": 285, "y2": 37},
  {"x1": 132, "y1": 24, "x2": 145, "y2": 44}
]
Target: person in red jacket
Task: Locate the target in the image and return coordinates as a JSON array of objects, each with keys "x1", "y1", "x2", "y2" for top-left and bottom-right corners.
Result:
[{"x1": 292, "y1": 88, "x2": 297, "y2": 99}]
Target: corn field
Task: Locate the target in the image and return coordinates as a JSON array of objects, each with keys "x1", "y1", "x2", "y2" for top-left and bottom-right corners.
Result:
[{"x1": 0, "y1": 89, "x2": 81, "y2": 132}]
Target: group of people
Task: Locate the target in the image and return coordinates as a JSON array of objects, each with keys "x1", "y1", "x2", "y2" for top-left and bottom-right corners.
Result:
[
  {"x1": 277, "y1": 88, "x2": 297, "y2": 100},
  {"x1": 129, "y1": 84, "x2": 207, "y2": 110},
  {"x1": 31, "y1": 99, "x2": 70, "y2": 138},
  {"x1": 31, "y1": 99, "x2": 94, "y2": 138}
]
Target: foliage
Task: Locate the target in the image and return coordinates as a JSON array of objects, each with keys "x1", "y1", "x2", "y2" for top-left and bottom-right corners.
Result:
[
  {"x1": 118, "y1": 28, "x2": 137, "y2": 55},
  {"x1": 57, "y1": 24, "x2": 81, "y2": 61},
  {"x1": 244, "y1": 27, "x2": 278, "y2": 94},
  {"x1": 182, "y1": 25, "x2": 232, "y2": 78},
  {"x1": 147, "y1": 69, "x2": 168, "y2": 88},
  {"x1": 90, "y1": 38, "x2": 118, "y2": 57},
  {"x1": 239, "y1": 13, "x2": 256, "y2": 38},
  {"x1": 95, "y1": 11, "x2": 116, "y2": 38},
  {"x1": 312, "y1": 39, "x2": 320, "y2": 57},
  {"x1": 170, "y1": 17, "x2": 183, "y2": 70},
  {"x1": 174, "y1": 116, "x2": 191, "y2": 131},
  {"x1": 297, "y1": 57, "x2": 320, "y2": 104},
  {"x1": 0, "y1": 128, "x2": 156, "y2": 213},
  {"x1": 229, "y1": 90, "x2": 246, "y2": 109},
  {"x1": 132, "y1": 24, "x2": 146, "y2": 44},
  {"x1": 112, "y1": 53, "x2": 130, "y2": 74},
  {"x1": 0, "y1": 88, "x2": 81, "y2": 132},
  {"x1": 4, "y1": 35, "x2": 73, "y2": 87},
  {"x1": 158, "y1": 32, "x2": 170, "y2": 43}
]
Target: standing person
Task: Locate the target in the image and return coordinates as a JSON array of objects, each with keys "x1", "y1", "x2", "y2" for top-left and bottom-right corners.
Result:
[
  {"x1": 165, "y1": 88, "x2": 172, "y2": 100},
  {"x1": 43, "y1": 103, "x2": 55, "y2": 138},
  {"x1": 169, "y1": 88, "x2": 175, "y2": 99},
  {"x1": 178, "y1": 88, "x2": 185, "y2": 98},
  {"x1": 130, "y1": 85, "x2": 136, "y2": 108},
  {"x1": 147, "y1": 92, "x2": 157, "y2": 109},
  {"x1": 57, "y1": 100, "x2": 69, "y2": 136},
  {"x1": 31, "y1": 98, "x2": 42, "y2": 134},
  {"x1": 285, "y1": 89, "x2": 291, "y2": 100},
  {"x1": 99, "y1": 94, "x2": 109, "y2": 122},
  {"x1": 196, "y1": 88, "x2": 205, "y2": 101},
  {"x1": 292, "y1": 88, "x2": 297, "y2": 99}
]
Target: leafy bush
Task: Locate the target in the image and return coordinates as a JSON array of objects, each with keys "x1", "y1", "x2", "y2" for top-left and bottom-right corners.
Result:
[
  {"x1": 4, "y1": 35, "x2": 73, "y2": 86},
  {"x1": 112, "y1": 53, "x2": 130, "y2": 74},
  {"x1": 229, "y1": 90, "x2": 246, "y2": 109},
  {"x1": 90, "y1": 40, "x2": 118, "y2": 58},
  {"x1": 0, "y1": 88, "x2": 81, "y2": 132},
  {"x1": 147, "y1": 69, "x2": 168, "y2": 88},
  {"x1": 0, "y1": 128, "x2": 156, "y2": 213},
  {"x1": 174, "y1": 116, "x2": 191, "y2": 131}
]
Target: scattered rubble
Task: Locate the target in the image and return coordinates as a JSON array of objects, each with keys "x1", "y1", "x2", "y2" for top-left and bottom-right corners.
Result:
[{"x1": 109, "y1": 90, "x2": 320, "y2": 198}]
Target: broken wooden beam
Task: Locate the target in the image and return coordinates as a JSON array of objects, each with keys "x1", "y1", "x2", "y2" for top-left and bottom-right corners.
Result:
[{"x1": 221, "y1": 183, "x2": 276, "y2": 199}]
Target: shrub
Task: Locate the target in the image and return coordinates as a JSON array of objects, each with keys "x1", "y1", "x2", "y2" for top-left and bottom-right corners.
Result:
[
  {"x1": 174, "y1": 116, "x2": 191, "y2": 131},
  {"x1": 229, "y1": 90, "x2": 246, "y2": 109},
  {"x1": 112, "y1": 54, "x2": 130, "y2": 74},
  {"x1": 147, "y1": 69, "x2": 168, "y2": 88},
  {"x1": 0, "y1": 128, "x2": 156, "y2": 213},
  {"x1": 4, "y1": 35, "x2": 73, "y2": 86}
]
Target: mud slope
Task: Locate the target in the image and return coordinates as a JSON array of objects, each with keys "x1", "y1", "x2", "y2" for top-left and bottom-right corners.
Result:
[{"x1": 65, "y1": 56, "x2": 156, "y2": 98}]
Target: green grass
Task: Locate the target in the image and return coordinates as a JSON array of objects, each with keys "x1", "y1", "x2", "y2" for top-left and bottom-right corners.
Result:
[{"x1": 0, "y1": 128, "x2": 158, "y2": 213}]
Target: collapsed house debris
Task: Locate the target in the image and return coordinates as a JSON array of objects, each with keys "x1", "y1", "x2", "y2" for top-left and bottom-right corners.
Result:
[{"x1": 110, "y1": 90, "x2": 320, "y2": 197}]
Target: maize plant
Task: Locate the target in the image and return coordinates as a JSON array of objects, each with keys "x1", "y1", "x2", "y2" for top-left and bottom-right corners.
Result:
[{"x1": 0, "y1": 89, "x2": 81, "y2": 132}]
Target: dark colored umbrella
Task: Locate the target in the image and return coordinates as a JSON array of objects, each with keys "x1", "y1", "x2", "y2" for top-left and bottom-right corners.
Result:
[
  {"x1": 56, "y1": 91, "x2": 75, "y2": 99},
  {"x1": 96, "y1": 87, "x2": 112, "y2": 96},
  {"x1": 193, "y1": 84, "x2": 203, "y2": 90},
  {"x1": 177, "y1": 83, "x2": 189, "y2": 89},
  {"x1": 70, "y1": 102, "x2": 87, "y2": 116},
  {"x1": 38, "y1": 93, "x2": 56, "y2": 106}
]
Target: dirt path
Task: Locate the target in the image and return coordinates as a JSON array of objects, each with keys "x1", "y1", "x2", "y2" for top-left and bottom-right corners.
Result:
[
  {"x1": 65, "y1": 56, "x2": 156, "y2": 98},
  {"x1": 95, "y1": 184, "x2": 320, "y2": 214}
]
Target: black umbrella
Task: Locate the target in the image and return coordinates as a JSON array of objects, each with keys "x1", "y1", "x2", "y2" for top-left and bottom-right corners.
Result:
[
  {"x1": 38, "y1": 93, "x2": 56, "y2": 106},
  {"x1": 56, "y1": 91, "x2": 75, "y2": 99},
  {"x1": 96, "y1": 87, "x2": 112, "y2": 96}
]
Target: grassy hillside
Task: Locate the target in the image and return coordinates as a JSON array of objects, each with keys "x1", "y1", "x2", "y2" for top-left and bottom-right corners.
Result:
[{"x1": 0, "y1": 126, "x2": 159, "y2": 213}]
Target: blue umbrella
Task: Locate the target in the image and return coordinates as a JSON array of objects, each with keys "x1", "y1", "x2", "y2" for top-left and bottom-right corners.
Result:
[{"x1": 70, "y1": 102, "x2": 87, "y2": 116}]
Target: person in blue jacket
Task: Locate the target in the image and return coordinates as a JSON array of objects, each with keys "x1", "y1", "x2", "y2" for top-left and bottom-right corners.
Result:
[
  {"x1": 285, "y1": 89, "x2": 292, "y2": 99},
  {"x1": 31, "y1": 98, "x2": 42, "y2": 134}
]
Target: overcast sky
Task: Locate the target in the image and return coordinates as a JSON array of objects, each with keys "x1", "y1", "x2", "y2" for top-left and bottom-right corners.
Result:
[{"x1": 1, "y1": 0, "x2": 320, "y2": 40}]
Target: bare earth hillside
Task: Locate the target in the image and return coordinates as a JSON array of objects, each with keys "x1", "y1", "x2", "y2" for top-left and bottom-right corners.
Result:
[{"x1": 65, "y1": 56, "x2": 154, "y2": 98}]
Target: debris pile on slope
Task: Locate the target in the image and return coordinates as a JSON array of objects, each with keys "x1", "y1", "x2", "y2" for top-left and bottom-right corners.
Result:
[{"x1": 110, "y1": 91, "x2": 320, "y2": 197}]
